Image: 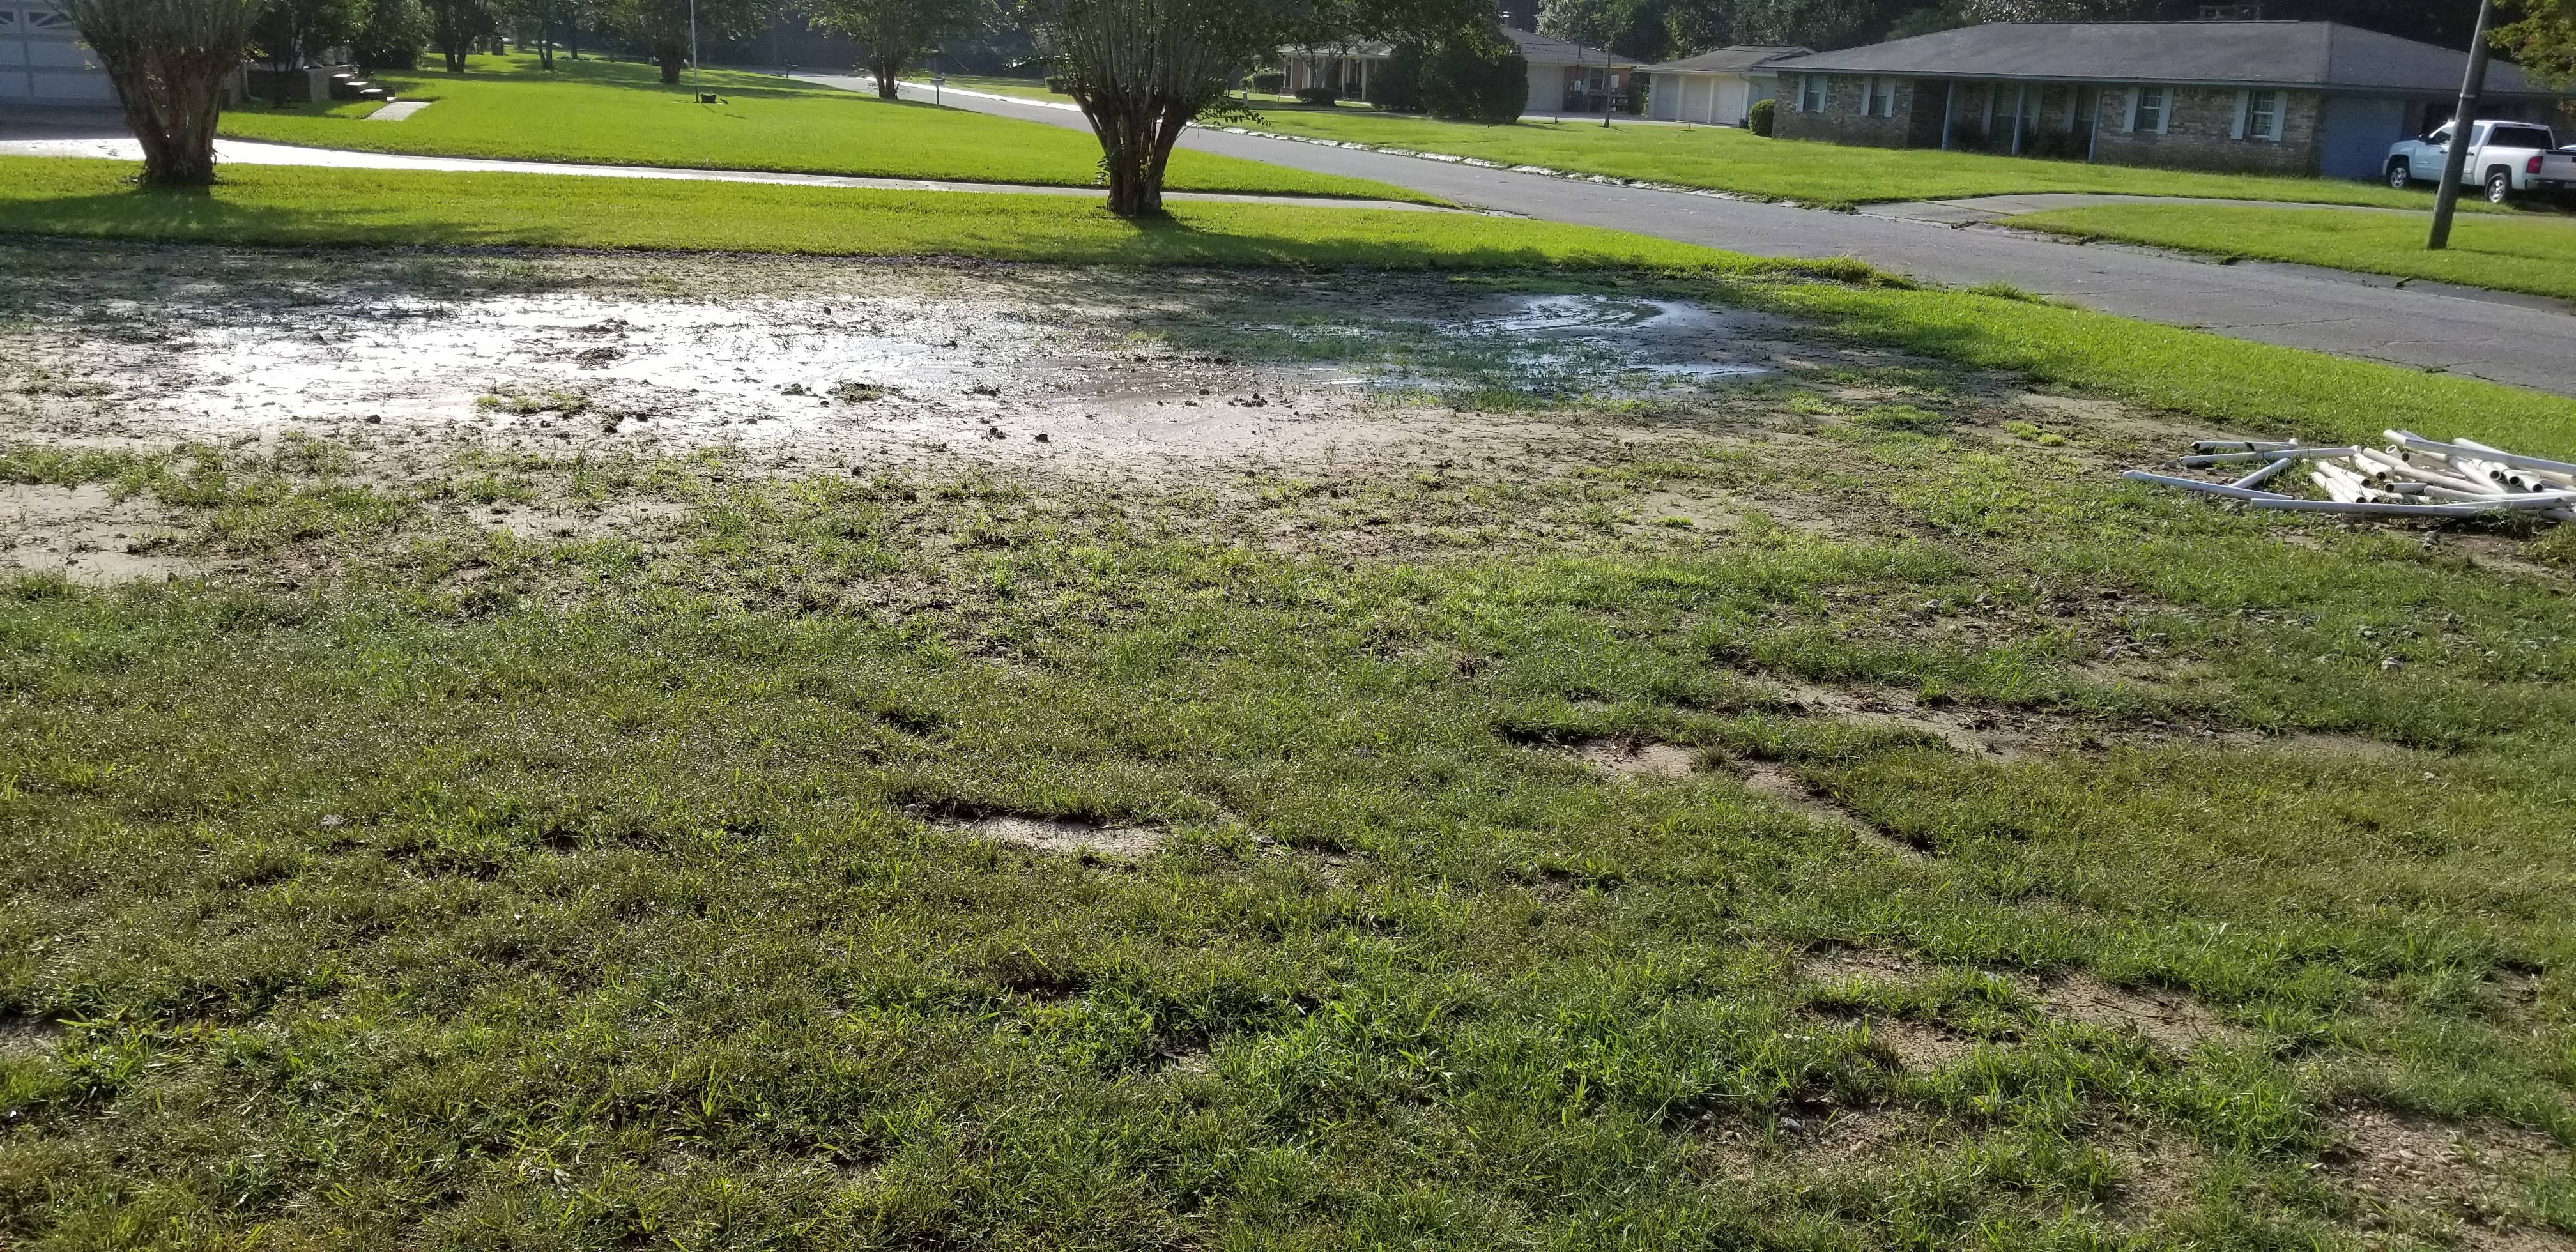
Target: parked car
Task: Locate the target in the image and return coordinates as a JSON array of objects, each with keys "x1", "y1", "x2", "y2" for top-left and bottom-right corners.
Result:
[{"x1": 2386, "y1": 120, "x2": 2563, "y2": 202}]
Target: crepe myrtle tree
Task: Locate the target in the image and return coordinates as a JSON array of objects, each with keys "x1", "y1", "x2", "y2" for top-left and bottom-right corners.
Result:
[
  {"x1": 1025, "y1": 0, "x2": 1488, "y2": 218},
  {"x1": 815, "y1": 0, "x2": 988, "y2": 98},
  {"x1": 60, "y1": 0, "x2": 268, "y2": 187}
]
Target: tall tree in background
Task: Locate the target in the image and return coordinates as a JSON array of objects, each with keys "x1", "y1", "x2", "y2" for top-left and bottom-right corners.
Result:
[
  {"x1": 424, "y1": 0, "x2": 494, "y2": 67},
  {"x1": 59, "y1": 0, "x2": 267, "y2": 186},
  {"x1": 814, "y1": 0, "x2": 987, "y2": 97},
  {"x1": 351, "y1": 0, "x2": 431, "y2": 67},
  {"x1": 1026, "y1": 0, "x2": 1487, "y2": 218},
  {"x1": 616, "y1": 0, "x2": 760, "y2": 81},
  {"x1": 247, "y1": 0, "x2": 358, "y2": 72}
]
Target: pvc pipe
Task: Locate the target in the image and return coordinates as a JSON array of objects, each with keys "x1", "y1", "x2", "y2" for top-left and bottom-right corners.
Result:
[
  {"x1": 2122, "y1": 470, "x2": 2289, "y2": 500},
  {"x1": 2246, "y1": 497, "x2": 2537, "y2": 517},
  {"x1": 2389, "y1": 431, "x2": 2576, "y2": 478},
  {"x1": 2178, "y1": 446, "x2": 2358, "y2": 466},
  {"x1": 2228, "y1": 458, "x2": 2297, "y2": 490},
  {"x1": 2191, "y1": 439, "x2": 2299, "y2": 453}
]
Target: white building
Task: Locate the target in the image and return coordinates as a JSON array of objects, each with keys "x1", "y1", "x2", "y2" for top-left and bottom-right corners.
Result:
[
  {"x1": 1, "y1": 0, "x2": 113, "y2": 107},
  {"x1": 1637, "y1": 45, "x2": 1810, "y2": 126},
  {"x1": 1504, "y1": 27, "x2": 1637, "y2": 117}
]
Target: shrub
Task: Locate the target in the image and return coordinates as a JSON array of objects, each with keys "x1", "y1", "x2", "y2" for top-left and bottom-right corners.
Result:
[
  {"x1": 1296, "y1": 86, "x2": 1339, "y2": 105},
  {"x1": 1748, "y1": 97, "x2": 1775, "y2": 135},
  {"x1": 1416, "y1": 36, "x2": 1526, "y2": 124},
  {"x1": 1251, "y1": 72, "x2": 1284, "y2": 93}
]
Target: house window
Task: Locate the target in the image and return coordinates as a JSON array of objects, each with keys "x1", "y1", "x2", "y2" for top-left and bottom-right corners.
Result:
[
  {"x1": 2129, "y1": 84, "x2": 2168, "y2": 134},
  {"x1": 1867, "y1": 77, "x2": 1894, "y2": 118},
  {"x1": 1801, "y1": 74, "x2": 1823, "y2": 113},
  {"x1": 2237, "y1": 89, "x2": 2279, "y2": 141}
]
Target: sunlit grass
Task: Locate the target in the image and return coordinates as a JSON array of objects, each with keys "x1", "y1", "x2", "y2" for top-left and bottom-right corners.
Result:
[
  {"x1": 2007, "y1": 202, "x2": 2576, "y2": 301},
  {"x1": 218, "y1": 53, "x2": 1428, "y2": 203}
]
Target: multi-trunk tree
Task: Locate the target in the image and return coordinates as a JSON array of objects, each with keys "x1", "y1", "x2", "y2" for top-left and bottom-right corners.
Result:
[
  {"x1": 814, "y1": 0, "x2": 988, "y2": 98},
  {"x1": 1025, "y1": 0, "x2": 1490, "y2": 218},
  {"x1": 59, "y1": 0, "x2": 269, "y2": 187}
]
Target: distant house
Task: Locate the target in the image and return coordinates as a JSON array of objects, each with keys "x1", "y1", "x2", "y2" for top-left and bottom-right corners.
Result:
[
  {"x1": 1637, "y1": 45, "x2": 1811, "y2": 126},
  {"x1": 1, "y1": 0, "x2": 113, "y2": 108},
  {"x1": 1765, "y1": 21, "x2": 2572, "y2": 179},
  {"x1": 1277, "y1": 27, "x2": 1637, "y2": 116},
  {"x1": 1278, "y1": 42, "x2": 1392, "y2": 101},
  {"x1": 1503, "y1": 27, "x2": 1639, "y2": 116}
]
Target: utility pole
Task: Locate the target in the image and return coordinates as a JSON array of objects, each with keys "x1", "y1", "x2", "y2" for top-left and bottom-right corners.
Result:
[
  {"x1": 2428, "y1": 0, "x2": 2496, "y2": 250},
  {"x1": 688, "y1": 0, "x2": 704, "y2": 102}
]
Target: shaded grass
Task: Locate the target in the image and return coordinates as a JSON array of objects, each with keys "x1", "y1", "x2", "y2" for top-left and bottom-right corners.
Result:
[
  {"x1": 1233, "y1": 111, "x2": 2482, "y2": 210},
  {"x1": 218, "y1": 53, "x2": 1426, "y2": 203},
  {"x1": 2006, "y1": 202, "x2": 2576, "y2": 302}
]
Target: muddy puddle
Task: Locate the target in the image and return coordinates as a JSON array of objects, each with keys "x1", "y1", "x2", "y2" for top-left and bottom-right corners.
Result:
[{"x1": 1, "y1": 254, "x2": 1820, "y2": 481}]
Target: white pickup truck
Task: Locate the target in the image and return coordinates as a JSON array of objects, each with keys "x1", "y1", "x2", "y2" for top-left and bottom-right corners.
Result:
[{"x1": 2386, "y1": 120, "x2": 2576, "y2": 202}]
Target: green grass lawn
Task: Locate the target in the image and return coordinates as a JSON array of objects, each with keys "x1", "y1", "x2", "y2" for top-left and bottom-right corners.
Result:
[
  {"x1": 900, "y1": 72, "x2": 1064, "y2": 102},
  {"x1": 217, "y1": 54, "x2": 1424, "y2": 202},
  {"x1": 1233, "y1": 111, "x2": 2470, "y2": 210},
  {"x1": 0, "y1": 156, "x2": 1788, "y2": 270},
  {"x1": 3, "y1": 245, "x2": 2575, "y2": 1245},
  {"x1": 2005, "y1": 202, "x2": 2576, "y2": 302}
]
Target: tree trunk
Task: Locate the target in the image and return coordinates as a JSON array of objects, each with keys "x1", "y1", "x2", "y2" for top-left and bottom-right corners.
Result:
[
  {"x1": 656, "y1": 40, "x2": 686, "y2": 83},
  {"x1": 870, "y1": 49, "x2": 903, "y2": 98},
  {"x1": 1084, "y1": 92, "x2": 1189, "y2": 218},
  {"x1": 100, "y1": 58, "x2": 227, "y2": 187}
]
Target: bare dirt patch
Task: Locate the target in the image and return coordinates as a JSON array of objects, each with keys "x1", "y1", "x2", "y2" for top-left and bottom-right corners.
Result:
[
  {"x1": 0, "y1": 1014, "x2": 63, "y2": 1060},
  {"x1": 1735, "y1": 763, "x2": 1924, "y2": 859},
  {"x1": 950, "y1": 815, "x2": 1165, "y2": 860},
  {"x1": 2104, "y1": 1134, "x2": 2205, "y2": 1221},
  {"x1": 1857, "y1": 1016, "x2": 1977, "y2": 1071},
  {"x1": 1759, "y1": 676, "x2": 2034, "y2": 760},
  {"x1": 0, "y1": 483, "x2": 200, "y2": 583},
  {"x1": 1572, "y1": 739, "x2": 1699, "y2": 780},
  {"x1": 2037, "y1": 973, "x2": 2239, "y2": 1051},
  {"x1": 1798, "y1": 947, "x2": 1942, "y2": 986},
  {"x1": 2330, "y1": 1102, "x2": 2574, "y2": 1249}
]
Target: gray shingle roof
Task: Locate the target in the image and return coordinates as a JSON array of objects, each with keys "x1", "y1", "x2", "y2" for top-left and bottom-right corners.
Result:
[
  {"x1": 1767, "y1": 21, "x2": 2555, "y2": 96},
  {"x1": 1506, "y1": 26, "x2": 1637, "y2": 69},
  {"x1": 1637, "y1": 45, "x2": 1814, "y2": 75}
]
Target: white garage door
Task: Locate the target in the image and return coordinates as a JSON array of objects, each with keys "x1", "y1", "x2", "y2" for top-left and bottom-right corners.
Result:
[{"x1": 2, "y1": 0, "x2": 116, "y2": 104}]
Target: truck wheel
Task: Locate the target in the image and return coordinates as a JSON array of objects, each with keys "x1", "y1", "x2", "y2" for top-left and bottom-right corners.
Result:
[
  {"x1": 2486, "y1": 169, "x2": 2513, "y2": 203},
  {"x1": 2388, "y1": 159, "x2": 2412, "y2": 189}
]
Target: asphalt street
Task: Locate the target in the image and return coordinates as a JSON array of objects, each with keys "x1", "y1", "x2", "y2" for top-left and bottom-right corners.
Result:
[{"x1": 821, "y1": 77, "x2": 2576, "y2": 399}]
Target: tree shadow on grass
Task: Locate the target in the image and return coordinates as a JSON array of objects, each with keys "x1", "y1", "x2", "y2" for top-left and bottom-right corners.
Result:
[
  {"x1": 0, "y1": 188, "x2": 549, "y2": 251},
  {"x1": 432, "y1": 52, "x2": 859, "y2": 103}
]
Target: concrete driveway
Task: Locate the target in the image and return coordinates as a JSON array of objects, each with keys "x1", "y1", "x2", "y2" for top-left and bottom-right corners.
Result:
[{"x1": 817, "y1": 76, "x2": 2576, "y2": 400}]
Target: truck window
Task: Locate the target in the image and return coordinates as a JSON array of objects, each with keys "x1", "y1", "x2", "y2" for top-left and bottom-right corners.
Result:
[{"x1": 2490, "y1": 125, "x2": 2555, "y2": 149}]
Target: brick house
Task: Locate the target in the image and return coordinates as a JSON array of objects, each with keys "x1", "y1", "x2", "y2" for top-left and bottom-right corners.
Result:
[{"x1": 1765, "y1": 21, "x2": 2571, "y2": 179}]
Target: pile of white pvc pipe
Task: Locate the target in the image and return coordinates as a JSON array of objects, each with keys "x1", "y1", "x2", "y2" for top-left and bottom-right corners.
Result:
[{"x1": 2122, "y1": 431, "x2": 2576, "y2": 521}]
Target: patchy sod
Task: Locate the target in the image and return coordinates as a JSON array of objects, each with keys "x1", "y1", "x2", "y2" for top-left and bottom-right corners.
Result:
[
  {"x1": 218, "y1": 53, "x2": 1425, "y2": 203},
  {"x1": 1, "y1": 247, "x2": 2573, "y2": 1247},
  {"x1": 2005, "y1": 202, "x2": 2576, "y2": 302}
]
